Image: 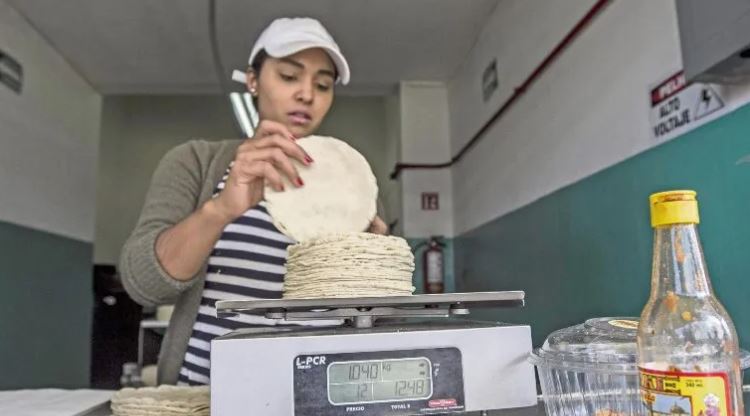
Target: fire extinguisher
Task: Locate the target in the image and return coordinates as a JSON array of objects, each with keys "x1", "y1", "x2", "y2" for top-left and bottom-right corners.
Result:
[{"x1": 416, "y1": 236, "x2": 445, "y2": 294}]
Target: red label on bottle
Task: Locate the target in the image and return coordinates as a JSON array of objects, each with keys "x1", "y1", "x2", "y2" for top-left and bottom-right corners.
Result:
[{"x1": 639, "y1": 367, "x2": 733, "y2": 416}]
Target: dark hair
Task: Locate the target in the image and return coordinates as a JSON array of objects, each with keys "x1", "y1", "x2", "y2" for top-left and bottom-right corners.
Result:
[
  {"x1": 249, "y1": 49, "x2": 269, "y2": 109},
  {"x1": 250, "y1": 49, "x2": 269, "y2": 75}
]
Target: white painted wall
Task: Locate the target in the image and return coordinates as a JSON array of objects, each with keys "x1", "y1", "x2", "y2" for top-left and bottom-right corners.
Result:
[
  {"x1": 399, "y1": 82, "x2": 454, "y2": 238},
  {"x1": 448, "y1": 0, "x2": 686, "y2": 235},
  {"x1": 381, "y1": 93, "x2": 403, "y2": 234},
  {"x1": 0, "y1": 0, "x2": 102, "y2": 242},
  {"x1": 94, "y1": 95, "x2": 390, "y2": 264}
]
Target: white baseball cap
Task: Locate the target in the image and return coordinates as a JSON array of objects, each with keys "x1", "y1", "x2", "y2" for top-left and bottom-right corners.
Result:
[{"x1": 232, "y1": 17, "x2": 350, "y2": 86}]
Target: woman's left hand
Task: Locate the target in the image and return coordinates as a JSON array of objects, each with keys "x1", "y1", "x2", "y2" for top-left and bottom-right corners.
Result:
[{"x1": 368, "y1": 216, "x2": 388, "y2": 235}]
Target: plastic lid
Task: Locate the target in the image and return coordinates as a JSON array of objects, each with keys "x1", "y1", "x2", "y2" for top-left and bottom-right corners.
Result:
[
  {"x1": 650, "y1": 190, "x2": 699, "y2": 227},
  {"x1": 529, "y1": 317, "x2": 750, "y2": 374}
]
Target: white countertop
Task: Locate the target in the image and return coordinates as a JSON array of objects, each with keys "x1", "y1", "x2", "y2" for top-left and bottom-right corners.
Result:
[{"x1": 0, "y1": 389, "x2": 113, "y2": 416}]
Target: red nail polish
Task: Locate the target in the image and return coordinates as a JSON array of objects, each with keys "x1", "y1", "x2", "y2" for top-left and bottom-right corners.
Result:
[
  {"x1": 305, "y1": 155, "x2": 313, "y2": 164},
  {"x1": 297, "y1": 177, "x2": 304, "y2": 186}
]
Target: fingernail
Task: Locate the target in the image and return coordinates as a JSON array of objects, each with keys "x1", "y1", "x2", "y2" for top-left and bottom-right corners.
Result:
[
  {"x1": 296, "y1": 177, "x2": 304, "y2": 187},
  {"x1": 305, "y1": 155, "x2": 314, "y2": 164},
  {"x1": 280, "y1": 184, "x2": 285, "y2": 191}
]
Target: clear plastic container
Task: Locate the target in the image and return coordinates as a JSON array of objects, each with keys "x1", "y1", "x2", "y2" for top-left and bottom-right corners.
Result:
[{"x1": 529, "y1": 317, "x2": 750, "y2": 416}]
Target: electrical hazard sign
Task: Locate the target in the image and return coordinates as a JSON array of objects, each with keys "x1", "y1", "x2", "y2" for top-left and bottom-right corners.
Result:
[{"x1": 649, "y1": 70, "x2": 727, "y2": 141}]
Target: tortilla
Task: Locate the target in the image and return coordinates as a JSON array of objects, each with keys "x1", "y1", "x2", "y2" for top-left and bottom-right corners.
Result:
[{"x1": 264, "y1": 135, "x2": 378, "y2": 242}]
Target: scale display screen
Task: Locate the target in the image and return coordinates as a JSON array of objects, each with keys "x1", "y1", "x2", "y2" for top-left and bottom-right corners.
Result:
[
  {"x1": 294, "y1": 348, "x2": 464, "y2": 416},
  {"x1": 327, "y1": 357, "x2": 432, "y2": 404}
]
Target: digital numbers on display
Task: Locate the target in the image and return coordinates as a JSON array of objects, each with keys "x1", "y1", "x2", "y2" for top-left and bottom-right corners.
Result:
[{"x1": 327, "y1": 358, "x2": 433, "y2": 405}]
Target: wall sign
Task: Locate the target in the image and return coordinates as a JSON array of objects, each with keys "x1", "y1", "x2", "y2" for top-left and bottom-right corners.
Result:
[
  {"x1": 421, "y1": 193, "x2": 439, "y2": 211},
  {"x1": 482, "y1": 59, "x2": 498, "y2": 102},
  {"x1": 649, "y1": 70, "x2": 726, "y2": 141},
  {"x1": 0, "y1": 50, "x2": 23, "y2": 94}
]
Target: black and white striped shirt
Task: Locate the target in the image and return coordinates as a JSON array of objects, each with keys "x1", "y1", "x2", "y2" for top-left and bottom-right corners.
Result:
[{"x1": 178, "y1": 167, "x2": 335, "y2": 385}]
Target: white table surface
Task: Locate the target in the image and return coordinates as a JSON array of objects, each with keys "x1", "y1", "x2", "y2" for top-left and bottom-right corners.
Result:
[{"x1": 0, "y1": 389, "x2": 113, "y2": 416}]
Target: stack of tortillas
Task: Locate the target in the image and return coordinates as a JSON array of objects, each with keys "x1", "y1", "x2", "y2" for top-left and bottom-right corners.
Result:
[
  {"x1": 110, "y1": 385, "x2": 209, "y2": 416},
  {"x1": 283, "y1": 233, "x2": 415, "y2": 298},
  {"x1": 264, "y1": 135, "x2": 415, "y2": 299}
]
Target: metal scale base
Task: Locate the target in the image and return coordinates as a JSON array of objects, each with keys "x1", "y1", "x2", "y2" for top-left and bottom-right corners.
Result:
[{"x1": 211, "y1": 291, "x2": 538, "y2": 416}]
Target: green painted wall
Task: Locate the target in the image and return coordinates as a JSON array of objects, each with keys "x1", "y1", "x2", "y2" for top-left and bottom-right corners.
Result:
[
  {"x1": 0, "y1": 221, "x2": 93, "y2": 389},
  {"x1": 455, "y1": 103, "x2": 750, "y2": 354}
]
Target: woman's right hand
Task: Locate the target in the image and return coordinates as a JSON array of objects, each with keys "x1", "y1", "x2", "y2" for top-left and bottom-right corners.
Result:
[{"x1": 210, "y1": 120, "x2": 313, "y2": 223}]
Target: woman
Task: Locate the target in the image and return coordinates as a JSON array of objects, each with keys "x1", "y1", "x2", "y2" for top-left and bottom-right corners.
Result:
[{"x1": 120, "y1": 17, "x2": 386, "y2": 386}]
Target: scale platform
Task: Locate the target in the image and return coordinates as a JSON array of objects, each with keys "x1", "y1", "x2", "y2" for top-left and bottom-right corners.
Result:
[
  {"x1": 216, "y1": 291, "x2": 525, "y2": 327},
  {"x1": 211, "y1": 291, "x2": 537, "y2": 415}
]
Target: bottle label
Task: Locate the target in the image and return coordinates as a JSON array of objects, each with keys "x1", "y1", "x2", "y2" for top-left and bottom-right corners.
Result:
[{"x1": 639, "y1": 367, "x2": 732, "y2": 416}]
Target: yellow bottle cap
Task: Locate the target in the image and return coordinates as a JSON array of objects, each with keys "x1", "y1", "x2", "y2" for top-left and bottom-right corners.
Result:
[{"x1": 649, "y1": 190, "x2": 700, "y2": 227}]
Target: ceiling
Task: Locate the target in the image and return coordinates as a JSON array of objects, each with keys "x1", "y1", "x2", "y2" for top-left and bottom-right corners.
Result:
[{"x1": 7, "y1": 0, "x2": 501, "y2": 95}]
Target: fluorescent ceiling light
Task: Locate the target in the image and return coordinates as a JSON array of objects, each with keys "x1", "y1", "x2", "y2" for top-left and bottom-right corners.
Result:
[{"x1": 229, "y1": 92, "x2": 253, "y2": 137}]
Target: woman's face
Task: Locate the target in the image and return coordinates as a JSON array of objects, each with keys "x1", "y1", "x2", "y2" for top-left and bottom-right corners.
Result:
[{"x1": 247, "y1": 48, "x2": 336, "y2": 137}]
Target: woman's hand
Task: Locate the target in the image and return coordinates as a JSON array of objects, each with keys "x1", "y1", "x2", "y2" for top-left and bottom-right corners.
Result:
[
  {"x1": 154, "y1": 121, "x2": 311, "y2": 281},
  {"x1": 368, "y1": 216, "x2": 388, "y2": 235},
  {"x1": 210, "y1": 120, "x2": 312, "y2": 222}
]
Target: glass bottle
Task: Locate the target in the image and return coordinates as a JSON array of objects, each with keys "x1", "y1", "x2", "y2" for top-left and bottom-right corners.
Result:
[{"x1": 638, "y1": 190, "x2": 743, "y2": 416}]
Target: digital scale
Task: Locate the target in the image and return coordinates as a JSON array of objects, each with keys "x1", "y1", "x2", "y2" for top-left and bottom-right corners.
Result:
[{"x1": 211, "y1": 292, "x2": 538, "y2": 415}]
